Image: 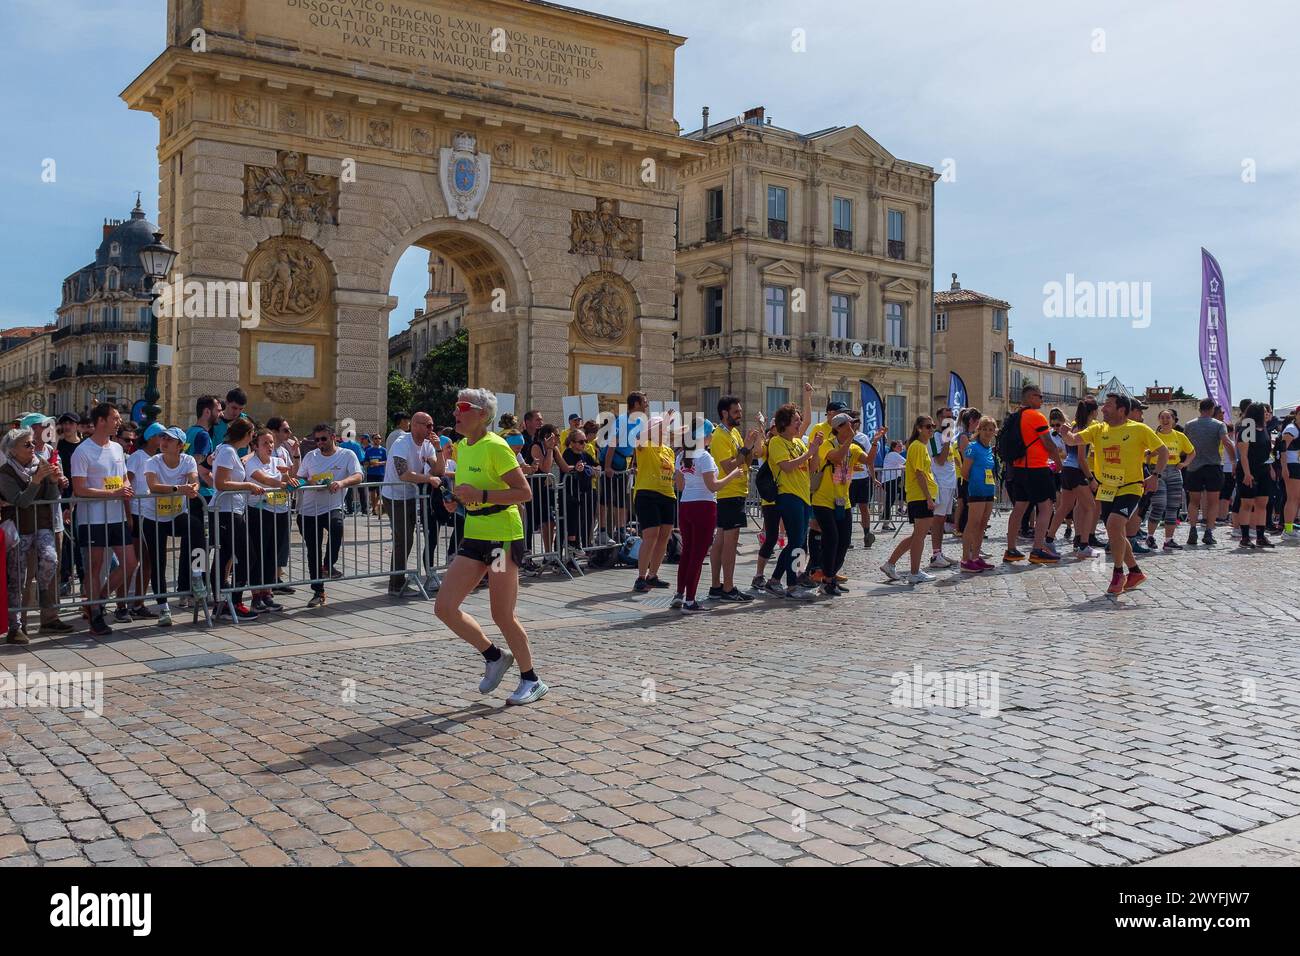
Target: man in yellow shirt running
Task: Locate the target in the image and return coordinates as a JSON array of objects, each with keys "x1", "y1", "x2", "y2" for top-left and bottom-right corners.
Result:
[{"x1": 1060, "y1": 393, "x2": 1168, "y2": 595}]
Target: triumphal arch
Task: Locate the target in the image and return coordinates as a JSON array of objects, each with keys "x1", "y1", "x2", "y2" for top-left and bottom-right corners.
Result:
[{"x1": 123, "y1": 0, "x2": 700, "y2": 432}]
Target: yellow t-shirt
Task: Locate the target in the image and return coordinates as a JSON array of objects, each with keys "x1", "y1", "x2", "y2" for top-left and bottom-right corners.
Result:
[
  {"x1": 709, "y1": 425, "x2": 749, "y2": 500},
  {"x1": 1077, "y1": 420, "x2": 1165, "y2": 494},
  {"x1": 904, "y1": 439, "x2": 939, "y2": 503},
  {"x1": 633, "y1": 444, "x2": 675, "y2": 497},
  {"x1": 1157, "y1": 429, "x2": 1194, "y2": 467},
  {"x1": 767, "y1": 435, "x2": 811, "y2": 504},
  {"x1": 806, "y1": 421, "x2": 834, "y2": 448},
  {"x1": 812, "y1": 441, "x2": 866, "y2": 509}
]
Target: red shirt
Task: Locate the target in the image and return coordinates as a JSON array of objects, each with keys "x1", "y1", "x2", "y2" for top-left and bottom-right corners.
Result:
[{"x1": 1017, "y1": 409, "x2": 1051, "y2": 468}]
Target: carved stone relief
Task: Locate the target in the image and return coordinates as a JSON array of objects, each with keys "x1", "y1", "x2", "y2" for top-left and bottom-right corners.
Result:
[
  {"x1": 573, "y1": 272, "x2": 633, "y2": 345},
  {"x1": 242, "y1": 151, "x2": 339, "y2": 226},
  {"x1": 570, "y1": 198, "x2": 643, "y2": 261},
  {"x1": 245, "y1": 237, "x2": 329, "y2": 325}
]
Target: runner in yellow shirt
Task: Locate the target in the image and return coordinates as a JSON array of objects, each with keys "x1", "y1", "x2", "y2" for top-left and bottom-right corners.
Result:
[
  {"x1": 707, "y1": 395, "x2": 762, "y2": 602},
  {"x1": 881, "y1": 416, "x2": 941, "y2": 584},
  {"x1": 1060, "y1": 392, "x2": 1167, "y2": 595},
  {"x1": 810, "y1": 413, "x2": 867, "y2": 596}
]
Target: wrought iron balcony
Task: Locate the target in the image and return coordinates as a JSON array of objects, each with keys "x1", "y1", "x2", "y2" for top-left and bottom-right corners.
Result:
[
  {"x1": 767, "y1": 219, "x2": 788, "y2": 241},
  {"x1": 705, "y1": 220, "x2": 725, "y2": 242},
  {"x1": 833, "y1": 229, "x2": 853, "y2": 250},
  {"x1": 887, "y1": 239, "x2": 906, "y2": 260}
]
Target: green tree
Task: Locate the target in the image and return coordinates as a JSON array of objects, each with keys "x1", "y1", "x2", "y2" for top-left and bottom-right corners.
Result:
[
  {"x1": 387, "y1": 368, "x2": 413, "y2": 432},
  {"x1": 411, "y1": 329, "x2": 469, "y2": 427}
]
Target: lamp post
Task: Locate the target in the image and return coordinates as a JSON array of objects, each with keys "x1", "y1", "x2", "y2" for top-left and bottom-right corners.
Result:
[
  {"x1": 1262, "y1": 349, "x2": 1286, "y2": 410},
  {"x1": 138, "y1": 231, "x2": 178, "y2": 430}
]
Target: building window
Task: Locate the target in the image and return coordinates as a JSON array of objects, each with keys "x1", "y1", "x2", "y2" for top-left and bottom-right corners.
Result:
[
  {"x1": 767, "y1": 186, "x2": 788, "y2": 240},
  {"x1": 830, "y1": 294, "x2": 852, "y2": 339},
  {"x1": 139, "y1": 306, "x2": 151, "y2": 329},
  {"x1": 887, "y1": 209, "x2": 905, "y2": 260},
  {"x1": 1011, "y1": 369, "x2": 1022, "y2": 393},
  {"x1": 764, "y1": 286, "x2": 788, "y2": 336},
  {"x1": 885, "y1": 302, "x2": 905, "y2": 347},
  {"x1": 886, "y1": 396, "x2": 907, "y2": 441},
  {"x1": 831, "y1": 390, "x2": 852, "y2": 410},
  {"x1": 833, "y1": 197, "x2": 852, "y2": 250},
  {"x1": 706, "y1": 187, "x2": 724, "y2": 241},
  {"x1": 1042, "y1": 374, "x2": 1054, "y2": 395},
  {"x1": 101, "y1": 344, "x2": 118, "y2": 370},
  {"x1": 993, "y1": 308, "x2": 1006, "y2": 331},
  {"x1": 765, "y1": 386, "x2": 790, "y2": 419},
  {"x1": 703, "y1": 287, "x2": 724, "y2": 336},
  {"x1": 933, "y1": 312, "x2": 948, "y2": 333},
  {"x1": 110, "y1": 242, "x2": 120, "y2": 259},
  {"x1": 107, "y1": 269, "x2": 119, "y2": 291},
  {"x1": 992, "y1": 352, "x2": 1005, "y2": 398},
  {"x1": 701, "y1": 387, "x2": 720, "y2": 419}
]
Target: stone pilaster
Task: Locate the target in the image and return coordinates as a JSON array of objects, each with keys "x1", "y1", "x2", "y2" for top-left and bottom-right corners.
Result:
[
  {"x1": 527, "y1": 306, "x2": 573, "y2": 421},
  {"x1": 334, "y1": 290, "x2": 395, "y2": 436}
]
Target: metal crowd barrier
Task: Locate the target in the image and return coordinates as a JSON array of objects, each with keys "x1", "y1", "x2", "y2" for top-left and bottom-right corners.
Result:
[{"x1": 3, "y1": 489, "x2": 214, "y2": 635}]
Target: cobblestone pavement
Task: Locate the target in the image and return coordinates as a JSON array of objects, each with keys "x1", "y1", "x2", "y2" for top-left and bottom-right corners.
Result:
[{"x1": 3, "y1": 525, "x2": 1300, "y2": 867}]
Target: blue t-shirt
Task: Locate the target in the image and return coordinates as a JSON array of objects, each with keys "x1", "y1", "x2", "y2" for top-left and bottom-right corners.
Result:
[
  {"x1": 363, "y1": 445, "x2": 387, "y2": 476},
  {"x1": 184, "y1": 425, "x2": 215, "y2": 499},
  {"x1": 965, "y1": 439, "x2": 997, "y2": 498}
]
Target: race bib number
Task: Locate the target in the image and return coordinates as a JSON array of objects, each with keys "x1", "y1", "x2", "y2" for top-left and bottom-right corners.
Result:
[
  {"x1": 1097, "y1": 486, "x2": 1116, "y2": 503},
  {"x1": 156, "y1": 495, "x2": 183, "y2": 518},
  {"x1": 266, "y1": 491, "x2": 289, "y2": 507},
  {"x1": 311, "y1": 472, "x2": 333, "y2": 485},
  {"x1": 984, "y1": 468, "x2": 995, "y2": 487},
  {"x1": 103, "y1": 475, "x2": 124, "y2": 492}
]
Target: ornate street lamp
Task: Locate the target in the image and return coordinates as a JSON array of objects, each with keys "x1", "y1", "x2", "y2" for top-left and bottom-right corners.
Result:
[
  {"x1": 138, "y1": 231, "x2": 178, "y2": 430},
  {"x1": 1262, "y1": 349, "x2": 1286, "y2": 410}
]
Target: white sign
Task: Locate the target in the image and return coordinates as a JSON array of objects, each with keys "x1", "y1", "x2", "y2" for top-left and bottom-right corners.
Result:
[
  {"x1": 562, "y1": 395, "x2": 583, "y2": 424},
  {"x1": 578, "y1": 364, "x2": 622, "y2": 395},
  {"x1": 580, "y1": 394, "x2": 600, "y2": 421},
  {"x1": 256, "y1": 342, "x2": 315, "y2": 379},
  {"x1": 496, "y1": 392, "x2": 516, "y2": 417},
  {"x1": 125, "y1": 341, "x2": 174, "y2": 366}
]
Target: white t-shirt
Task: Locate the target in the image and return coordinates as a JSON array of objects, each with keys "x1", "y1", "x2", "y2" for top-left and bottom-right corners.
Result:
[
  {"x1": 1284, "y1": 424, "x2": 1299, "y2": 466},
  {"x1": 384, "y1": 428, "x2": 408, "y2": 452},
  {"x1": 248, "y1": 453, "x2": 292, "y2": 515},
  {"x1": 882, "y1": 451, "x2": 906, "y2": 483},
  {"x1": 126, "y1": 449, "x2": 153, "y2": 516},
  {"x1": 140, "y1": 454, "x2": 197, "y2": 522},
  {"x1": 928, "y1": 435, "x2": 957, "y2": 488},
  {"x1": 213, "y1": 444, "x2": 248, "y2": 515},
  {"x1": 297, "y1": 447, "x2": 362, "y2": 516},
  {"x1": 850, "y1": 432, "x2": 872, "y2": 481},
  {"x1": 676, "y1": 450, "x2": 718, "y2": 504},
  {"x1": 71, "y1": 438, "x2": 129, "y2": 527},
  {"x1": 382, "y1": 433, "x2": 436, "y2": 501}
]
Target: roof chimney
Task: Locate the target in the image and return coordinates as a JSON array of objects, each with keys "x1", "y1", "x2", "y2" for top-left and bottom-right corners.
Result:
[
  {"x1": 950, "y1": 272, "x2": 960, "y2": 291},
  {"x1": 743, "y1": 106, "x2": 765, "y2": 126},
  {"x1": 1048, "y1": 343, "x2": 1056, "y2": 366},
  {"x1": 701, "y1": 106, "x2": 709, "y2": 135}
]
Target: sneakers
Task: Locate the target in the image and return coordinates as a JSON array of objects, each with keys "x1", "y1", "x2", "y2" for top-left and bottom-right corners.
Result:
[
  {"x1": 1029, "y1": 549, "x2": 1060, "y2": 565},
  {"x1": 1123, "y1": 570, "x2": 1148, "y2": 591},
  {"x1": 113, "y1": 607, "x2": 132, "y2": 624},
  {"x1": 670, "y1": 594, "x2": 684, "y2": 609},
  {"x1": 975, "y1": 559, "x2": 996, "y2": 572},
  {"x1": 5, "y1": 627, "x2": 29, "y2": 645},
  {"x1": 1187, "y1": 527, "x2": 1199, "y2": 547},
  {"x1": 764, "y1": 579, "x2": 787, "y2": 597},
  {"x1": 1203, "y1": 530, "x2": 1217, "y2": 546},
  {"x1": 259, "y1": 596, "x2": 286, "y2": 612},
  {"x1": 1003, "y1": 548, "x2": 1025, "y2": 563},
  {"x1": 633, "y1": 577, "x2": 651, "y2": 593},
  {"x1": 1144, "y1": 534, "x2": 1157, "y2": 550},
  {"x1": 708, "y1": 586, "x2": 725, "y2": 600},
  {"x1": 1106, "y1": 570, "x2": 1125, "y2": 596},
  {"x1": 1238, "y1": 537, "x2": 1255, "y2": 550},
  {"x1": 424, "y1": 572, "x2": 442, "y2": 593},
  {"x1": 681, "y1": 600, "x2": 706, "y2": 613},
  {"x1": 272, "y1": 585, "x2": 295, "y2": 595},
  {"x1": 307, "y1": 592, "x2": 327, "y2": 608},
  {"x1": 751, "y1": 573, "x2": 767, "y2": 591},
  {"x1": 880, "y1": 562, "x2": 902, "y2": 582},
  {"x1": 960, "y1": 559, "x2": 983, "y2": 573},
  {"x1": 785, "y1": 586, "x2": 815, "y2": 601},
  {"x1": 38, "y1": 619, "x2": 73, "y2": 634},
  {"x1": 1130, "y1": 537, "x2": 1152, "y2": 555},
  {"x1": 1076, "y1": 545, "x2": 1096, "y2": 558},
  {"x1": 1256, "y1": 536, "x2": 1276, "y2": 549},
  {"x1": 506, "y1": 678, "x2": 549, "y2": 706},
  {"x1": 719, "y1": 588, "x2": 749, "y2": 603},
  {"x1": 232, "y1": 604, "x2": 259, "y2": 622},
  {"x1": 1163, "y1": 540, "x2": 1183, "y2": 552},
  {"x1": 89, "y1": 616, "x2": 113, "y2": 637},
  {"x1": 157, "y1": 607, "x2": 173, "y2": 627},
  {"x1": 479, "y1": 650, "x2": 515, "y2": 693},
  {"x1": 930, "y1": 553, "x2": 955, "y2": 568},
  {"x1": 129, "y1": 605, "x2": 157, "y2": 620},
  {"x1": 646, "y1": 576, "x2": 670, "y2": 589},
  {"x1": 906, "y1": 570, "x2": 937, "y2": 585}
]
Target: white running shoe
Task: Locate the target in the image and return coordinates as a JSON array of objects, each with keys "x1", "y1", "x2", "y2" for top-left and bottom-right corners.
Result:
[
  {"x1": 930, "y1": 553, "x2": 955, "y2": 568},
  {"x1": 906, "y1": 570, "x2": 937, "y2": 584},
  {"x1": 507, "y1": 678, "x2": 549, "y2": 706},
  {"x1": 880, "y1": 562, "x2": 901, "y2": 582},
  {"x1": 479, "y1": 650, "x2": 514, "y2": 694},
  {"x1": 785, "y1": 585, "x2": 814, "y2": 601},
  {"x1": 1076, "y1": 545, "x2": 1096, "y2": 558}
]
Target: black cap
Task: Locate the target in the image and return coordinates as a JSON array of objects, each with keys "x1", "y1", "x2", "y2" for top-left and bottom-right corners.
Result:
[
  {"x1": 826, "y1": 400, "x2": 850, "y2": 413},
  {"x1": 568, "y1": 413, "x2": 581, "y2": 422},
  {"x1": 57, "y1": 412, "x2": 81, "y2": 425},
  {"x1": 392, "y1": 410, "x2": 410, "y2": 421}
]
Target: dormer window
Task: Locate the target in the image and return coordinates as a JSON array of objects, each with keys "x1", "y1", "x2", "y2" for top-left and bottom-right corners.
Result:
[
  {"x1": 110, "y1": 242, "x2": 121, "y2": 258},
  {"x1": 107, "y1": 268, "x2": 120, "y2": 291}
]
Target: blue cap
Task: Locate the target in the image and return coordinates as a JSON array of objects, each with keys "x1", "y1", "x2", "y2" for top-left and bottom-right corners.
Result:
[
  {"x1": 505, "y1": 433, "x2": 525, "y2": 448},
  {"x1": 143, "y1": 422, "x2": 167, "y2": 441},
  {"x1": 699, "y1": 418, "x2": 715, "y2": 438},
  {"x1": 162, "y1": 426, "x2": 186, "y2": 442}
]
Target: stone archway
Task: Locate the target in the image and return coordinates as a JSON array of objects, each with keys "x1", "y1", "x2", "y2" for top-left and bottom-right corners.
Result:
[{"x1": 123, "y1": 0, "x2": 702, "y2": 434}]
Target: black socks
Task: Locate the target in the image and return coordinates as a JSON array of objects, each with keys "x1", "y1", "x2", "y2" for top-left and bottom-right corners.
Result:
[{"x1": 483, "y1": 645, "x2": 502, "y2": 662}]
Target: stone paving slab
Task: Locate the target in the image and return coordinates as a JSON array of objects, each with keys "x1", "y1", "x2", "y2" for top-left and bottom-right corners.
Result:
[{"x1": 3, "y1": 525, "x2": 1300, "y2": 866}]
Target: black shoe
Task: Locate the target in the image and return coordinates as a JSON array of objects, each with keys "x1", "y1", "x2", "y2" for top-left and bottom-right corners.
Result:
[
  {"x1": 633, "y1": 578, "x2": 650, "y2": 593},
  {"x1": 1203, "y1": 531, "x2": 1216, "y2": 546},
  {"x1": 718, "y1": 588, "x2": 745, "y2": 603},
  {"x1": 1257, "y1": 536, "x2": 1276, "y2": 549},
  {"x1": 250, "y1": 596, "x2": 266, "y2": 611},
  {"x1": 1187, "y1": 528, "x2": 1198, "y2": 546},
  {"x1": 796, "y1": 573, "x2": 816, "y2": 589},
  {"x1": 708, "y1": 586, "x2": 724, "y2": 599},
  {"x1": 260, "y1": 598, "x2": 285, "y2": 612},
  {"x1": 129, "y1": 605, "x2": 156, "y2": 620},
  {"x1": 89, "y1": 616, "x2": 113, "y2": 637},
  {"x1": 307, "y1": 592, "x2": 327, "y2": 608},
  {"x1": 646, "y1": 576, "x2": 670, "y2": 589},
  {"x1": 727, "y1": 588, "x2": 754, "y2": 603},
  {"x1": 273, "y1": 585, "x2": 295, "y2": 595},
  {"x1": 681, "y1": 600, "x2": 706, "y2": 613},
  {"x1": 1239, "y1": 538, "x2": 1255, "y2": 549}
]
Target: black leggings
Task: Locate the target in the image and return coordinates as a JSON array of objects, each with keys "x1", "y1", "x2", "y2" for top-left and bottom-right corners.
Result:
[
  {"x1": 246, "y1": 508, "x2": 287, "y2": 590},
  {"x1": 813, "y1": 505, "x2": 852, "y2": 579},
  {"x1": 298, "y1": 509, "x2": 344, "y2": 594},
  {"x1": 758, "y1": 504, "x2": 781, "y2": 559},
  {"x1": 140, "y1": 515, "x2": 192, "y2": 603},
  {"x1": 217, "y1": 511, "x2": 249, "y2": 605}
]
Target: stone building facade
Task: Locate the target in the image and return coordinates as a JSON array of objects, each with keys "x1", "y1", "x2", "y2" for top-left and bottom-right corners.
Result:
[
  {"x1": 674, "y1": 108, "x2": 936, "y2": 434},
  {"x1": 1008, "y1": 342, "x2": 1087, "y2": 413},
  {"x1": 932, "y1": 274, "x2": 1013, "y2": 421},
  {"x1": 0, "y1": 327, "x2": 55, "y2": 424},
  {"x1": 123, "y1": 0, "x2": 702, "y2": 435}
]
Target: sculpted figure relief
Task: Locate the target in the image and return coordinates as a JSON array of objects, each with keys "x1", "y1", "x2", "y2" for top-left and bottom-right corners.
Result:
[
  {"x1": 574, "y1": 274, "x2": 631, "y2": 344},
  {"x1": 570, "y1": 198, "x2": 642, "y2": 261},
  {"x1": 247, "y1": 238, "x2": 327, "y2": 323},
  {"x1": 243, "y1": 151, "x2": 339, "y2": 225}
]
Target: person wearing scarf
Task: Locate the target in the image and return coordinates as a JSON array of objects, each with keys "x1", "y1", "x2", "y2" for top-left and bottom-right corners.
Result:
[{"x1": 0, "y1": 428, "x2": 71, "y2": 643}]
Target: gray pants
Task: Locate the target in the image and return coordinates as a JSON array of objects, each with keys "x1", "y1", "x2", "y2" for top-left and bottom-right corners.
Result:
[
  {"x1": 386, "y1": 496, "x2": 436, "y2": 591},
  {"x1": 1148, "y1": 466, "x2": 1185, "y2": 526}
]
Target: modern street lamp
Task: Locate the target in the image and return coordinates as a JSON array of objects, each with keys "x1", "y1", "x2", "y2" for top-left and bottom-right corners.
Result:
[
  {"x1": 138, "y1": 231, "x2": 178, "y2": 430},
  {"x1": 1262, "y1": 349, "x2": 1286, "y2": 410}
]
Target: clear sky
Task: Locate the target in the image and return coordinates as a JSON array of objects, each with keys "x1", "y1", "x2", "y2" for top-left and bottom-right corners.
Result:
[{"x1": 2, "y1": 0, "x2": 1296, "y2": 405}]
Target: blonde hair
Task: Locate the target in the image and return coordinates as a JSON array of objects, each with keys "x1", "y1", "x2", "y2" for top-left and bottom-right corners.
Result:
[{"x1": 977, "y1": 416, "x2": 998, "y2": 436}]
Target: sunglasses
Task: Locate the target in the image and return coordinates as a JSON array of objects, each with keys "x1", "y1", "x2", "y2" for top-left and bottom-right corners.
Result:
[
  {"x1": 455, "y1": 402, "x2": 482, "y2": 413},
  {"x1": 921, "y1": 424, "x2": 937, "y2": 430}
]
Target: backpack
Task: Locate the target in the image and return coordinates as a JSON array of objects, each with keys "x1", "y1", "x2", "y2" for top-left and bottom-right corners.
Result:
[
  {"x1": 754, "y1": 438, "x2": 779, "y2": 501},
  {"x1": 616, "y1": 535, "x2": 642, "y2": 566},
  {"x1": 995, "y1": 410, "x2": 1029, "y2": 466},
  {"x1": 663, "y1": 529, "x2": 682, "y2": 565}
]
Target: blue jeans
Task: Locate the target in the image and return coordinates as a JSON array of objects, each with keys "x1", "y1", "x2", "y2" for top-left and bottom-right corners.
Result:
[{"x1": 773, "y1": 493, "x2": 811, "y2": 586}]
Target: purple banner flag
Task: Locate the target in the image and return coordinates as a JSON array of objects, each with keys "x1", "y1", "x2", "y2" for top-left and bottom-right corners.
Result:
[{"x1": 1199, "y1": 248, "x2": 1231, "y2": 414}]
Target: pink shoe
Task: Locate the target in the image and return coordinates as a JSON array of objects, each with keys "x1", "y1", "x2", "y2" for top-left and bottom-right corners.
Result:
[
  {"x1": 975, "y1": 559, "x2": 996, "y2": 571},
  {"x1": 960, "y1": 560, "x2": 982, "y2": 573}
]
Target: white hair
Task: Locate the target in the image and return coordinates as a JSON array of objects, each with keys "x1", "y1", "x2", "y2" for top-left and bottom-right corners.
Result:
[
  {"x1": 458, "y1": 387, "x2": 498, "y2": 423},
  {"x1": 0, "y1": 427, "x2": 33, "y2": 457}
]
